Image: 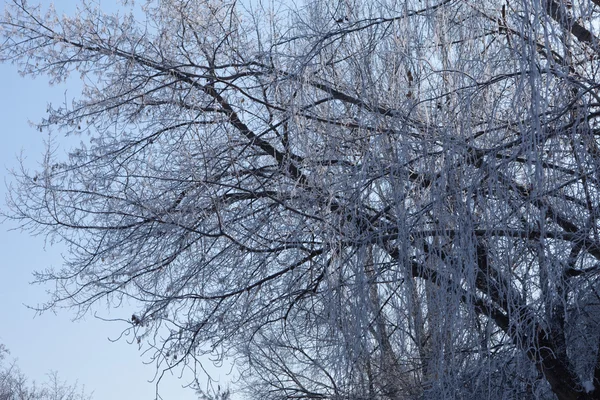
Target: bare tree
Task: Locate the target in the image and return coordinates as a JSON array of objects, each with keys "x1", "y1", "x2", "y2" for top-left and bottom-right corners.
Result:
[
  {"x1": 3, "y1": 0, "x2": 600, "y2": 398},
  {"x1": 0, "y1": 345, "x2": 92, "y2": 400}
]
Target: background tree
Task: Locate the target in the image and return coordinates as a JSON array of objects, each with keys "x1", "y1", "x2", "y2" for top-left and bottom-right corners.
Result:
[
  {"x1": 2, "y1": 0, "x2": 600, "y2": 399},
  {"x1": 0, "y1": 345, "x2": 92, "y2": 400}
]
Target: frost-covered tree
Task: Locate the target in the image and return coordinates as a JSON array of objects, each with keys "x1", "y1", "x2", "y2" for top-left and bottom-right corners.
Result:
[
  {"x1": 0, "y1": 345, "x2": 92, "y2": 400},
  {"x1": 2, "y1": 0, "x2": 600, "y2": 398}
]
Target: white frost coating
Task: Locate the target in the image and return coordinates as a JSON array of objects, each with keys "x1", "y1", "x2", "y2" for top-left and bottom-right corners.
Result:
[
  {"x1": 4, "y1": 0, "x2": 600, "y2": 399},
  {"x1": 582, "y1": 380, "x2": 595, "y2": 393}
]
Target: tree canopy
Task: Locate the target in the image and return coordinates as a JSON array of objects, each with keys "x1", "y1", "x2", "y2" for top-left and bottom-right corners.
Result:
[
  {"x1": 0, "y1": 344, "x2": 92, "y2": 400},
  {"x1": 3, "y1": 0, "x2": 600, "y2": 398}
]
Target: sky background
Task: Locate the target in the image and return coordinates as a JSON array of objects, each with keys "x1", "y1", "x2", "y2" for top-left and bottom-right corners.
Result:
[{"x1": 0, "y1": 1, "x2": 231, "y2": 399}]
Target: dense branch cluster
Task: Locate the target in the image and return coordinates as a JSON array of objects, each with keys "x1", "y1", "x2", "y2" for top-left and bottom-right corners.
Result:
[{"x1": 3, "y1": 0, "x2": 600, "y2": 398}]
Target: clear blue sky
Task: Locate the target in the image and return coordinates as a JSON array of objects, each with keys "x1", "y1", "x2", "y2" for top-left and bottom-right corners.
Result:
[{"x1": 0, "y1": 1, "x2": 230, "y2": 399}]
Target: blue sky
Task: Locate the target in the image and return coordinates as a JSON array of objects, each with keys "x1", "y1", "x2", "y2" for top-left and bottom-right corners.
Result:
[{"x1": 0, "y1": 1, "x2": 230, "y2": 399}]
